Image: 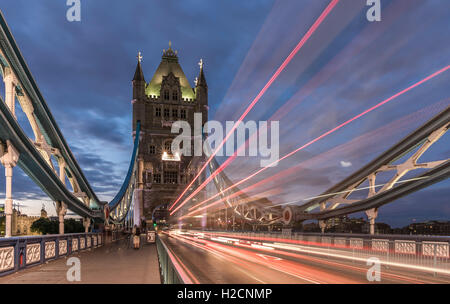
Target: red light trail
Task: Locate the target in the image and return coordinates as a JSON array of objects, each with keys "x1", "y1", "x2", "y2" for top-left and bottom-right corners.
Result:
[
  {"x1": 180, "y1": 65, "x2": 450, "y2": 216},
  {"x1": 169, "y1": 0, "x2": 341, "y2": 214}
]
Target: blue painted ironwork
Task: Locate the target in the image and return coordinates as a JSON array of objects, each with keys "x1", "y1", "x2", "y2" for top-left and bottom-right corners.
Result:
[
  {"x1": 0, "y1": 96, "x2": 101, "y2": 218},
  {"x1": 0, "y1": 11, "x2": 102, "y2": 207},
  {"x1": 109, "y1": 121, "x2": 140, "y2": 209},
  {"x1": 108, "y1": 122, "x2": 140, "y2": 223}
]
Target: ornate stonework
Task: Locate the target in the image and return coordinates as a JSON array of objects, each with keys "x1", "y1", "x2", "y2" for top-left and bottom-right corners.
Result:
[
  {"x1": 0, "y1": 246, "x2": 14, "y2": 272},
  {"x1": 26, "y1": 243, "x2": 40, "y2": 264},
  {"x1": 59, "y1": 240, "x2": 67, "y2": 255},
  {"x1": 350, "y1": 238, "x2": 364, "y2": 249},
  {"x1": 395, "y1": 240, "x2": 416, "y2": 254},
  {"x1": 372, "y1": 239, "x2": 389, "y2": 252},
  {"x1": 44, "y1": 241, "x2": 55, "y2": 259},
  {"x1": 334, "y1": 237, "x2": 346, "y2": 247},
  {"x1": 72, "y1": 238, "x2": 78, "y2": 251},
  {"x1": 422, "y1": 241, "x2": 449, "y2": 258}
]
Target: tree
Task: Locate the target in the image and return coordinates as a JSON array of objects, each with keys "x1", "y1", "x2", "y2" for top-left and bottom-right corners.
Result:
[
  {"x1": 30, "y1": 218, "x2": 58, "y2": 235},
  {"x1": 0, "y1": 216, "x2": 5, "y2": 236},
  {"x1": 64, "y1": 218, "x2": 84, "y2": 233}
]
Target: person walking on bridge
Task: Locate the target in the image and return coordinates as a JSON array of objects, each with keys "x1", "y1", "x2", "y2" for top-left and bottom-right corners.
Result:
[{"x1": 132, "y1": 225, "x2": 141, "y2": 249}]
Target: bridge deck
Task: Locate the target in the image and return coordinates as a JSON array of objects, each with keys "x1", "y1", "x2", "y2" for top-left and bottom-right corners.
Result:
[{"x1": 0, "y1": 238, "x2": 161, "y2": 284}]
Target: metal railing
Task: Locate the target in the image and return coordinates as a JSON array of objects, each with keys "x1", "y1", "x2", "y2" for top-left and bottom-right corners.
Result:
[
  {"x1": 155, "y1": 234, "x2": 189, "y2": 284},
  {"x1": 191, "y1": 230, "x2": 450, "y2": 276},
  {"x1": 0, "y1": 232, "x2": 104, "y2": 277}
]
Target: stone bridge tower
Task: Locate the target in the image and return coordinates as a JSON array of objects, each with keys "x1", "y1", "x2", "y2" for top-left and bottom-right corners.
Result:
[{"x1": 131, "y1": 43, "x2": 208, "y2": 225}]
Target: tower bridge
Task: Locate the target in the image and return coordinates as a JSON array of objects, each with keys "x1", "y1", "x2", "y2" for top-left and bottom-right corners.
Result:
[{"x1": 0, "y1": 6, "x2": 449, "y2": 284}]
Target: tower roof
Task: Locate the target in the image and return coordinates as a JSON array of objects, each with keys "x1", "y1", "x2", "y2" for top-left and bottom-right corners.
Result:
[
  {"x1": 133, "y1": 58, "x2": 145, "y2": 82},
  {"x1": 146, "y1": 42, "x2": 195, "y2": 100},
  {"x1": 196, "y1": 58, "x2": 207, "y2": 88}
]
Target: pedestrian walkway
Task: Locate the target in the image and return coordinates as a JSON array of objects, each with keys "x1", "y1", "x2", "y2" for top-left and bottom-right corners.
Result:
[{"x1": 0, "y1": 238, "x2": 161, "y2": 284}]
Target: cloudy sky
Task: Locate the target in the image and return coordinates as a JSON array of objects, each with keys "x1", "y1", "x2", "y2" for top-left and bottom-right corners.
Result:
[{"x1": 0, "y1": 0, "x2": 449, "y2": 227}]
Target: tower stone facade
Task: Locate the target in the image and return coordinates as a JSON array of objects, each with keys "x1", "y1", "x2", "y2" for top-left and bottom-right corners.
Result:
[{"x1": 132, "y1": 44, "x2": 208, "y2": 223}]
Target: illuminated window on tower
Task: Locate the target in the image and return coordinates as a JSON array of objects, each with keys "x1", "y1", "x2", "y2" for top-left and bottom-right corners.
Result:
[{"x1": 164, "y1": 171, "x2": 177, "y2": 184}]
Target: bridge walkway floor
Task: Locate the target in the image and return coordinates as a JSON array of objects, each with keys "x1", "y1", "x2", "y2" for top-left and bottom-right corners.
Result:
[{"x1": 0, "y1": 237, "x2": 161, "y2": 284}]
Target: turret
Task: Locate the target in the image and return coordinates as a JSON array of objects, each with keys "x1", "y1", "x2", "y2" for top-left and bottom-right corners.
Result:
[
  {"x1": 195, "y1": 58, "x2": 208, "y2": 105},
  {"x1": 132, "y1": 52, "x2": 146, "y2": 100},
  {"x1": 195, "y1": 59, "x2": 208, "y2": 125},
  {"x1": 132, "y1": 52, "x2": 146, "y2": 132}
]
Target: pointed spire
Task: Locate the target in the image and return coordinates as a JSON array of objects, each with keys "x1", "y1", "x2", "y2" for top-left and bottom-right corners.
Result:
[
  {"x1": 133, "y1": 51, "x2": 145, "y2": 82},
  {"x1": 196, "y1": 58, "x2": 207, "y2": 87}
]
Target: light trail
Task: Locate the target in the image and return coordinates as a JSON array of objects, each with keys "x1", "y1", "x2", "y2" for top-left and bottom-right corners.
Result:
[
  {"x1": 190, "y1": 0, "x2": 414, "y2": 204},
  {"x1": 181, "y1": 65, "x2": 450, "y2": 216},
  {"x1": 169, "y1": 0, "x2": 341, "y2": 214},
  {"x1": 267, "y1": 176, "x2": 430, "y2": 208},
  {"x1": 186, "y1": 102, "x2": 448, "y2": 214},
  {"x1": 180, "y1": 176, "x2": 430, "y2": 219},
  {"x1": 198, "y1": 231, "x2": 450, "y2": 278},
  {"x1": 168, "y1": 231, "x2": 436, "y2": 283}
]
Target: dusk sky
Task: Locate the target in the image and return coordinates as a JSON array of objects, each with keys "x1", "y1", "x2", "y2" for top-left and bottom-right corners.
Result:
[{"x1": 0, "y1": 0, "x2": 448, "y2": 227}]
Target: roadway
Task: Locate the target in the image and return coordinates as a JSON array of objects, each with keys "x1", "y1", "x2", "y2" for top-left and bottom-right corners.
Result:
[{"x1": 160, "y1": 232, "x2": 450, "y2": 284}]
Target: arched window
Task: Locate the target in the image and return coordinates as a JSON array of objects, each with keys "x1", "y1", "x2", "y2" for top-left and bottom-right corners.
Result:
[
  {"x1": 172, "y1": 90, "x2": 178, "y2": 101},
  {"x1": 164, "y1": 140, "x2": 172, "y2": 153},
  {"x1": 164, "y1": 90, "x2": 169, "y2": 100}
]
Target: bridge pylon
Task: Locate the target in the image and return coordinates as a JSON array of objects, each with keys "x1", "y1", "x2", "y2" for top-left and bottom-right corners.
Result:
[
  {"x1": 0, "y1": 140, "x2": 19, "y2": 237},
  {"x1": 55, "y1": 201, "x2": 68, "y2": 234}
]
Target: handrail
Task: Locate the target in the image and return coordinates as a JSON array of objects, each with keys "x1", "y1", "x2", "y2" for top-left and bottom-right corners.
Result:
[
  {"x1": 155, "y1": 234, "x2": 193, "y2": 284},
  {"x1": 0, "y1": 232, "x2": 104, "y2": 277}
]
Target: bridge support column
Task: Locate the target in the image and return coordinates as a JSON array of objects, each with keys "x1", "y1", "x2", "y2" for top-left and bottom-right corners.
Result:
[
  {"x1": 4, "y1": 68, "x2": 17, "y2": 117},
  {"x1": 55, "y1": 202, "x2": 67, "y2": 234},
  {"x1": 319, "y1": 220, "x2": 326, "y2": 234},
  {"x1": 365, "y1": 208, "x2": 378, "y2": 235},
  {"x1": 83, "y1": 217, "x2": 91, "y2": 233},
  {"x1": 1, "y1": 140, "x2": 19, "y2": 238}
]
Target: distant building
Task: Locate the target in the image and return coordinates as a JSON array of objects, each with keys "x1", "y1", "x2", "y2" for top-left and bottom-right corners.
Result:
[
  {"x1": 11, "y1": 209, "x2": 41, "y2": 236},
  {"x1": 10, "y1": 204, "x2": 49, "y2": 236},
  {"x1": 398, "y1": 221, "x2": 450, "y2": 236},
  {"x1": 40, "y1": 204, "x2": 48, "y2": 218}
]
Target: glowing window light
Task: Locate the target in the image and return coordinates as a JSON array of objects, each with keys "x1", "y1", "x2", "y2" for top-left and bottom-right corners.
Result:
[{"x1": 162, "y1": 151, "x2": 181, "y2": 161}]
